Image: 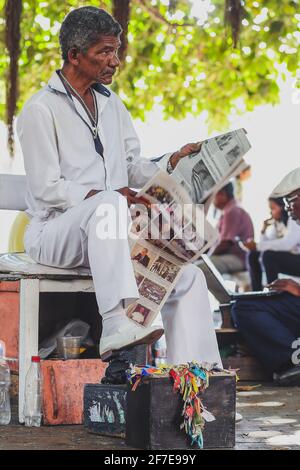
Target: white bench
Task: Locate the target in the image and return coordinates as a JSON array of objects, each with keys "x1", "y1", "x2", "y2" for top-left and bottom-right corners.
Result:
[
  {"x1": 0, "y1": 253, "x2": 95, "y2": 423},
  {"x1": 0, "y1": 174, "x2": 96, "y2": 423}
]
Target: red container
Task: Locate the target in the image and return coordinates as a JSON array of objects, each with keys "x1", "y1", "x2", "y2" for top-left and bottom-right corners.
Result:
[
  {"x1": 41, "y1": 359, "x2": 107, "y2": 425},
  {"x1": 0, "y1": 281, "x2": 20, "y2": 372}
]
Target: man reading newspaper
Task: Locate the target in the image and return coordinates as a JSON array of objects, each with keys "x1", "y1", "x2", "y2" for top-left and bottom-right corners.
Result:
[{"x1": 18, "y1": 7, "x2": 222, "y2": 366}]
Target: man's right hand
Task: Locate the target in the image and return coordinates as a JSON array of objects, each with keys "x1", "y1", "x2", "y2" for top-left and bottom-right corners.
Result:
[
  {"x1": 117, "y1": 187, "x2": 150, "y2": 208},
  {"x1": 84, "y1": 187, "x2": 150, "y2": 208}
]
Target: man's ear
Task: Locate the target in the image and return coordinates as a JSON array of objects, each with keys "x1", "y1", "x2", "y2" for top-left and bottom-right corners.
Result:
[{"x1": 67, "y1": 47, "x2": 80, "y2": 65}]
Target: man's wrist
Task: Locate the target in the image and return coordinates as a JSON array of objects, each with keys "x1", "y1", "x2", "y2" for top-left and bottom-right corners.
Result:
[{"x1": 169, "y1": 152, "x2": 180, "y2": 170}]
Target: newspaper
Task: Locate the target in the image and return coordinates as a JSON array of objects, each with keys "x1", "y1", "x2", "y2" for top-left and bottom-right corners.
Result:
[
  {"x1": 126, "y1": 129, "x2": 251, "y2": 327},
  {"x1": 126, "y1": 170, "x2": 218, "y2": 327},
  {"x1": 171, "y1": 128, "x2": 251, "y2": 203}
]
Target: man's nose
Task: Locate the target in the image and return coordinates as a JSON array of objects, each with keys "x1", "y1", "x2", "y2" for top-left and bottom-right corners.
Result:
[{"x1": 109, "y1": 53, "x2": 120, "y2": 68}]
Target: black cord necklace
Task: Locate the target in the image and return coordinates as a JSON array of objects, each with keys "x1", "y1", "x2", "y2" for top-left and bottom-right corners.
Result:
[{"x1": 60, "y1": 71, "x2": 99, "y2": 139}]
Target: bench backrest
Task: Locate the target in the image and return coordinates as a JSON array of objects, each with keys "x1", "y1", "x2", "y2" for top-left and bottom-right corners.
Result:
[
  {"x1": 0, "y1": 158, "x2": 165, "y2": 212},
  {"x1": 0, "y1": 174, "x2": 27, "y2": 211}
]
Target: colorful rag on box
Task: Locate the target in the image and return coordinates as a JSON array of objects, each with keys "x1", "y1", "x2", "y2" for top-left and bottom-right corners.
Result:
[{"x1": 126, "y1": 361, "x2": 233, "y2": 449}]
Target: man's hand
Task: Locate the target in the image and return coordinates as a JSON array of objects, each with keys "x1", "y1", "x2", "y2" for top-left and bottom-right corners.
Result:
[
  {"x1": 84, "y1": 188, "x2": 149, "y2": 208},
  {"x1": 169, "y1": 142, "x2": 202, "y2": 170},
  {"x1": 268, "y1": 279, "x2": 300, "y2": 297},
  {"x1": 242, "y1": 239, "x2": 257, "y2": 251},
  {"x1": 117, "y1": 187, "x2": 150, "y2": 207}
]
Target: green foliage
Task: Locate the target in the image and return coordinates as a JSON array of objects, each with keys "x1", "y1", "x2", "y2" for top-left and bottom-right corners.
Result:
[{"x1": 0, "y1": 0, "x2": 299, "y2": 130}]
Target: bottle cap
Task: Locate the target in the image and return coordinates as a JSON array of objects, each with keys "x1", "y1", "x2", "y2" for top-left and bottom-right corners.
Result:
[{"x1": 31, "y1": 356, "x2": 40, "y2": 363}]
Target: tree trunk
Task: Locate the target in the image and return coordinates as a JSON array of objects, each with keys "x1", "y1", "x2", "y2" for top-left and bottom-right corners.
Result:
[
  {"x1": 5, "y1": 0, "x2": 22, "y2": 157},
  {"x1": 112, "y1": 0, "x2": 131, "y2": 64},
  {"x1": 225, "y1": 0, "x2": 244, "y2": 48}
]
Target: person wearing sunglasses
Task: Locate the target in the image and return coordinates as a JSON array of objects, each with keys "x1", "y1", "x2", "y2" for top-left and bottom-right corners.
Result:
[{"x1": 232, "y1": 167, "x2": 300, "y2": 386}]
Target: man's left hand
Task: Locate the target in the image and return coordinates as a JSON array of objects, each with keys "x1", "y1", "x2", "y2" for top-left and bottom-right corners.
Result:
[
  {"x1": 169, "y1": 142, "x2": 202, "y2": 170},
  {"x1": 268, "y1": 279, "x2": 300, "y2": 297}
]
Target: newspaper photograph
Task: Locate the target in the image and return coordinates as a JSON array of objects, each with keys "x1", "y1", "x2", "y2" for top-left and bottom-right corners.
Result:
[
  {"x1": 126, "y1": 170, "x2": 218, "y2": 326},
  {"x1": 128, "y1": 237, "x2": 185, "y2": 327},
  {"x1": 171, "y1": 128, "x2": 251, "y2": 203}
]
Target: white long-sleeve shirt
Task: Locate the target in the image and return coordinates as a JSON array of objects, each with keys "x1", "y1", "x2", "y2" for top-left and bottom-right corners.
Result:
[
  {"x1": 257, "y1": 218, "x2": 300, "y2": 254},
  {"x1": 17, "y1": 71, "x2": 170, "y2": 220}
]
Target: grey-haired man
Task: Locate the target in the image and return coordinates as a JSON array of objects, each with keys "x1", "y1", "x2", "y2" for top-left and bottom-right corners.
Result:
[{"x1": 17, "y1": 7, "x2": 221, "y2": 366}]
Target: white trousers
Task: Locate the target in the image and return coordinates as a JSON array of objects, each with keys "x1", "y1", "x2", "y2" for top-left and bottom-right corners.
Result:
[{"x1": 24, "y1": 191, "x2": 222, "y2": 366}]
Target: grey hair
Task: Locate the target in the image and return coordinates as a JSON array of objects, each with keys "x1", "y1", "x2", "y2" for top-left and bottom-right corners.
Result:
[{"x1": 59, "y1": 7, "x2": 122, "y2": 62}]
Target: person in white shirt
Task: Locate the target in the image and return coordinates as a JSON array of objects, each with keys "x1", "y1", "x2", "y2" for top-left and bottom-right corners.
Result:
[
  {"x1": 232, "y1": 168, "x2": 300, "y2": 385},
  {"x1": 243, "y1": 197, "x2": 300, "y2": 290},
  {"x1": 17, "y1": 7, "x2": 221, "y2": 366}
]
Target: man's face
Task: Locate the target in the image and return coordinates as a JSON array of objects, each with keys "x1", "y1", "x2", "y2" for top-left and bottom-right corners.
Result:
[
  {"x1": 75, "y1": 35, "x2": 121, "y2": 85},
  {"x1": 285, "y1": 189, "x2": 300, "y2": 221},
  {"x1": 214, "y1": 191, "x2": 227, "y2": 210}
]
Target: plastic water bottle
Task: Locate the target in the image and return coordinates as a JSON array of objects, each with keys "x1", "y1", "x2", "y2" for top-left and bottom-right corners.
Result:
[
  {"x1": 0, "y1": 340, "x2": 11, "y2": 425},
  {"x1": 154, "y1": 335, "x2": 167, "y2": 367},
  {"x1": 24, "y1": 356, "x2": 43, "y2": 427}
]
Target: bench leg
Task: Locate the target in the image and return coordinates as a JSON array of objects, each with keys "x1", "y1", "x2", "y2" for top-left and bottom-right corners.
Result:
[{"x1": 18, "y1": 279, "x2": 40, "y2": 423}]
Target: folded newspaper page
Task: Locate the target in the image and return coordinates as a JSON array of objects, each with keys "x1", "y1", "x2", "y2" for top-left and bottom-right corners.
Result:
[
  {"x1": 171, "y1": 128, "x2": 251, "y2": 203},
  {"x1": 126, "y1": 170, "x2": 218, "y2": 327},
  {"x1": 126, "y1": 129, "x2": 251, "y2": 327}
]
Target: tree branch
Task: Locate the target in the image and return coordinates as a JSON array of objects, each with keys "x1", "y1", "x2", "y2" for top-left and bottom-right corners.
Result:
[{"x1": 136, "y1": 0, "x2": 195, "y2": 28}]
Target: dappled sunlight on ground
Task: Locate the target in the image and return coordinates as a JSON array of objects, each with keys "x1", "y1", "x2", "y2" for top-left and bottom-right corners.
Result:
[
  {"x1": 237, "y1": 401, "x2": 286, "y2": 408},
  {"x1": 248, "y1": 430, "x2": 282, "y2": 438},
  {"x1": 267, "y1": 431, "x2": 300, "y2": 447},
  {"x1": 252, "y1": 416, "x2": 298, "y2": 426},
  {"x1": 236, "y1": 384, "x2": 300, "y2": 449},
  {"x1": 237, "y1": 390, "x2": 277, "y2": 397}
]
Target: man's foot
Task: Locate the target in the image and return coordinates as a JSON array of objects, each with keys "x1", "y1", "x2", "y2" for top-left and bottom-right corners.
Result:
[
  {"x1": 99, "y1": 321, "x2": 164, "y2": 361},
  {"x1": 273, "y1": 364, "x2": 300, "y2": 386}
]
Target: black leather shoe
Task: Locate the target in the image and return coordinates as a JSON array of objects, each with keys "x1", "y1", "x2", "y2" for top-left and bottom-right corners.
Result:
[{"x1": 273, "y1": 364, "x2": 300, "y2": 386}]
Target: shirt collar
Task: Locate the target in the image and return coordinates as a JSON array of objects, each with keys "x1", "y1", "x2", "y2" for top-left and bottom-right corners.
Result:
[
  {"x1": 47, "y1": 70, "x2": 111, "y2": 115},
  {"x1": 47, "y1": 70, "x2": 111, "y2": 98}
]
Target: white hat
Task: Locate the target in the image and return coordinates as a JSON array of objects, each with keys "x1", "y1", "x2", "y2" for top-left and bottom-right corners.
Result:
[{"x1": 270, "y1": 167, "x2": 300, "y2": 198}]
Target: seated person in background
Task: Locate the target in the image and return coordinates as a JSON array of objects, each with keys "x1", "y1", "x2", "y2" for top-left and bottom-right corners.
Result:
[
  {"x1": 244, "y1": 197, "x2": 300, "y2": 290},
  {"x1": 232, "y1": 167, "x2": 300, "y2": 386},
  {"x1": 202, "y1": 182, "x2": 254, "y2": 275}
]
